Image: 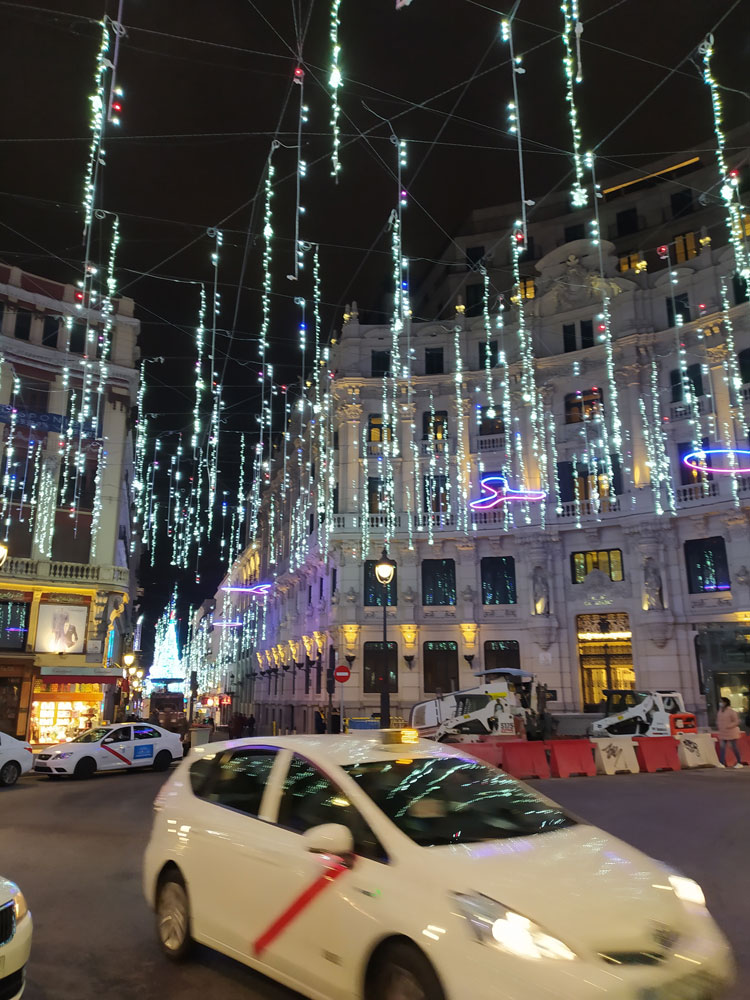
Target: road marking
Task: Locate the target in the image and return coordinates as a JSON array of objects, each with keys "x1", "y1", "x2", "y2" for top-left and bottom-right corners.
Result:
[
  {"x1": 102, "y1": 745, "x2": 131, "y2": 765},
  {"x1": 253, "y1": 857, "x2": 349, "y2": 957}
]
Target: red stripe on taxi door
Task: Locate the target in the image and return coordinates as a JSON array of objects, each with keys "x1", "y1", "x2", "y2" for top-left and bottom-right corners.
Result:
[
  {"x1": 102, "y1": 744, "x2": 131, "y2": 765},
  {"x1": 253, "y1": 858, "x2": 349, "y2": 957}
]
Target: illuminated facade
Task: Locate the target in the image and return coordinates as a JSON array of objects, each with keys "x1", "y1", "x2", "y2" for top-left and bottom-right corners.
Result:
[
  {"x1": 224, "y1": 140, "x2": 750, "y2": 733},
  {"x1": 0, "y1": 264, "x2": 138, "y2": 742}
]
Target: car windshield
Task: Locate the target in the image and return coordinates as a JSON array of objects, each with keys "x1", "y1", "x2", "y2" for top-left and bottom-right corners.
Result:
[
  {"x1": 343, "y1": 755, "x2": 575, "y2": 846},
  {"x1": 71, "y1": 727, "x2": 110, "y2": 744}
]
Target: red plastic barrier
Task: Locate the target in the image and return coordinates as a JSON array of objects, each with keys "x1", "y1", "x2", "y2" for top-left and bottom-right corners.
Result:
[
  {"x1": 461, "y1": 741, "x2": 505, "y2": 768},
  {"x1": 634, "y1": 736, "x2": 681, "y2": 773},
  {"x1": 710, "y1": 733, "x2": 750, "y2": 766},
  {"x1": 549, "y1": 739, "x2": 596, "y2": 778},
  {"x1": 499, "y1": 741, "x2": 550, "y2": 780}
]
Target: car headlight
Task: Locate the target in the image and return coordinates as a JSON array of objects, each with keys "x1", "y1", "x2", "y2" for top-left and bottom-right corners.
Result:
[
  {"x1": 668, "y1": 875, "x2": 706, "y2": 907},
  {"x1": 12, "y1": 890, "x2": 28, "y2": 922},
  {"x1": 453, "y1": 892, "x2": 576, "y2": 961},
  {"x1": 52, "y1": 752, "x2": 74, "y2": 760}
]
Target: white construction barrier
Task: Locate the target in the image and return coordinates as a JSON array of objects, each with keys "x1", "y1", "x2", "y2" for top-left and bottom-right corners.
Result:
[
  {"x1": 591, "y1": 736, "x2": 640, "y2": 775},
  {"x1": 676, "y1": 732, "x2": 721, "y2": 769}
]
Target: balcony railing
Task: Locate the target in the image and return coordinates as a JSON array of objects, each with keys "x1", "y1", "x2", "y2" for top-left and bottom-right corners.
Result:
[
  {"x1": 669, "y1": 395, "x2": 713, "y2": 422},
  {"x1": 413, "y1": 512, "x2": 456, "y2": 529},
  {"x1": 0, "y1": 557, "x2": 130, "y2": 587},
  {"x1": 475, "y1": 433, "x2": 506, "y2": 452},
  {"x1": 675, "y1": 481, "x2": 719, "y2": 503},
  {"x1": 420, "y1": 438, "x2": 452, "y2": 456},
  {"x1": 555, "y1": 496, "x2": 621, "y2": 519}
]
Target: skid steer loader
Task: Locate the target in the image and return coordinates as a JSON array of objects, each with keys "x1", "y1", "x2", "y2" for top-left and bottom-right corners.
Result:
[{"x1": 589, "y1": 689, "x2": 697, "y2": 738}]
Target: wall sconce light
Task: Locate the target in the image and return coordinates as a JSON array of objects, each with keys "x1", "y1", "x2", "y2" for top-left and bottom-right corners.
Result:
[
  {"x1": 404, "y1": 655, "x2": 415, "y2": 669},
  {"x1": 463, "y1": 654, "x2": 475, "y2": 666}
]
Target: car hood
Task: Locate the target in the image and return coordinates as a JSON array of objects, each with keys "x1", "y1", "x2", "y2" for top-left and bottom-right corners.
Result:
[
  {"x1": 43, "y1": 742, "x2": 88, "y2": 754},
  {"x1": 430, "y1": 825, "x2": 691, "y2": 956}
]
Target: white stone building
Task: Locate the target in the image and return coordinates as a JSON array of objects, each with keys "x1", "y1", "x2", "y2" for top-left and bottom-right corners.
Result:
[
  {"x1": 0, "y1": 263, "x2": 139, "y2": 742},
  {"x1": 221, "y1": 138, "x2": 750, "y2": 735}
]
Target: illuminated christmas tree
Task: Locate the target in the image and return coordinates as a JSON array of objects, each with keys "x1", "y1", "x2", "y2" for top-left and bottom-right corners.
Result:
[{"x1": 149, "y1": 592, "x2": 184, "y2": 695}]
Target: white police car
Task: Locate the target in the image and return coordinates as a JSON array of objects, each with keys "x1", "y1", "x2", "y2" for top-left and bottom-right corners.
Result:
[
  {"x1": 34, "y1": 723, "x2": 182, "y2": 779},
  {"x1": 143, "y1": 731, "x2": 734, "y2": 1000},
  {"x1": 0, "y1": 876, "x2": 31, "y2": 999},
  {"x1": 0, "y1": 733, "x2": 33, "y2": 787}
]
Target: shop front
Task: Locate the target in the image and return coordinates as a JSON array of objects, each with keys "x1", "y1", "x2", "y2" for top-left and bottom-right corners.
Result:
[
  {"x1": 695, "y1": 624, "x2": 750, "y2": 727},
  {"x1": 30, "y1": 670, "x2": 119, "y2": 745}
]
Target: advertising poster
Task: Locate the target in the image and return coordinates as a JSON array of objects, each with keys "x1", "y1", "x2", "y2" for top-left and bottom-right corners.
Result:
[{"x1": 35, "y1": 604, "x2": 88, "y2": 654}]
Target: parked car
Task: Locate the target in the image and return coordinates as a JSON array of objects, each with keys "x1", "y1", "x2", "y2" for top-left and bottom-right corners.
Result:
[
  {"x1": 143, "y1": 731, "x2": 734, "y2": 1000},
  {"x1": 33, "y1": 723, "x2": 182, "y2": 779},
  {"x1": 0, "y1": 876, "x2": 32, "y2": 999},
  {"x1": 0, "y1": 733, "x2": 33, "y2": 787}
]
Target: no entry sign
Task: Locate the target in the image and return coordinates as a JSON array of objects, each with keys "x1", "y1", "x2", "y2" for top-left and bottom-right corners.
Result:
[{"x1": 334, "y1": 664, "x2": 351, "y2": 683}]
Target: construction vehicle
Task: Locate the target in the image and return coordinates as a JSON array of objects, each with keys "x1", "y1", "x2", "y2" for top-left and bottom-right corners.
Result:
[
  {"x1": 409, "y1": 669, "x2": 539, "y2": 742},
  {"x1": 589, "y1": 689, "x2": 697, "y2": 738}
]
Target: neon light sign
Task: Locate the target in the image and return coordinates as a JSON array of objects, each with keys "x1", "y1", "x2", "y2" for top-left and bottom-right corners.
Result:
[
  {"x1": 469, "y1": 475, "x2": 547, "y2": 511},
  {"x1": 682, "y1": 449, "x2": 750, "y2": 474},
  {"x1": 221, "y1": 583, "x2": 272, "y2": 596}
]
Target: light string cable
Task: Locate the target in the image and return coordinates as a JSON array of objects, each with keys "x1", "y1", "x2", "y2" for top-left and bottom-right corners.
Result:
[
  {"x1": 500, "y1": 16, "x2": 531, "y2": 245},
  {"x1": 560, "y1": 0, "x2": 588, "y2": 208},
  {"x1": 0, "y1": 372, "x2": 20, "y2": 543},
  {"x1": 206, "y1": 227, "x2": 224, "y2": 542},
  {"x1": 89, "y1": 212, "x2": 121, "y2": 560},
  {"x1": 329, "y1": 0, "x2": 343, "y2": 180},
  {"x1": 131, "y1": 361, "x2": 148, "y2": 555},
  {"x1": 190, "y1": 283, "x2": 208, "y2": 572},
  {"x1": 290, "y1": 57, "x2": 309, "y2": 280}
]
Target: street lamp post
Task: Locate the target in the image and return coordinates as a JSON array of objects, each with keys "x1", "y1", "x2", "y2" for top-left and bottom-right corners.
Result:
[{"x1": 374, "y1": 547, "x2": 396, "y2": 729}]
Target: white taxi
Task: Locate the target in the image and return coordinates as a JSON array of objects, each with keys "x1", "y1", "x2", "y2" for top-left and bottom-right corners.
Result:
[
  {"x1": 143, "y1": 732, "x2": 734, "y2": 1000},
  {"x1": 34, "y1": 723, "x2": 182, "y2": 779},
  {"x1": 0, "y1": 733, "x2": 33, "y2": 787},
  {"x1": 0, "y1": 876, "x2": 32, "y2": 999}
]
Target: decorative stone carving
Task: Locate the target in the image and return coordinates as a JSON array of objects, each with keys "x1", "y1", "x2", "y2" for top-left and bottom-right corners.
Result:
[
  {"x1": 641, "y1": 616, "x2": 675, "y2": 649},
  {"x1": 401, "y1": 586, "x2": 416, "y2": 604},
  {"x1": 345, "y1": 587, "x2": 358, "y2": 604},
  {"x1": 643, "y1": 557, "x2": 664, "y2": 611},
  {"x1": 529, "y1": 619, "x2": 558, "y2": 651},
  {"x1": 532, "y1": 565, "x2": 550, "y2": 616},
  {"x1": 580, "y1": 568, "x2": 616, "y2": 607},
  {"x1": 338, "y1": 403, "x2": 363, "y2": 423},
  {"x1": 461, "y1": 585, "x2": 476, "y2": 604}
]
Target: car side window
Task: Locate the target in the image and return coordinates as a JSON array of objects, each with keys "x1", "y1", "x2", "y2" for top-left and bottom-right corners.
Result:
[
  {"x1": 103, "y1": 726, "x2": 131, "y2": 743},
  {"x1": 203, "y1": 749, "x2": 277, "y2": 818},
  {"x1": 277, "y1": 755, "x2": 387, "y2": 863},
  {"x1": 134, "y1": 726, "x2": 161, "y2": 740}
]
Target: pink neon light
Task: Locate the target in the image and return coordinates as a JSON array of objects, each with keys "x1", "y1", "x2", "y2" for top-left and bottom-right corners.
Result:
[
  {"x1": 682, "y1": 449, "x2": 750, "y2": 474},
  {"x1": 221, "y1": 583, "x2": 272, "y2": 596},
  {"x1": 470, "y1": 475, "x2": 547, "y2": 511}
]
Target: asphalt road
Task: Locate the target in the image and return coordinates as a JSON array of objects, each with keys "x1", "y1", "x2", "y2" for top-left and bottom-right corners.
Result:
[{"x1": 1, "y1": 765, "x2": 747, "y2": 999}]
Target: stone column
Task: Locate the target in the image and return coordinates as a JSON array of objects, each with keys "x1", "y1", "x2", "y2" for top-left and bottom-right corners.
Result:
[
  {"x1": 336, "y1": 402, "x2": 362, "y2": 513},
  {"x1": 706, "y1": 343, "x2": 733, "y2": 448},
  {"x1": 90, "y1": 392, "x2": 128, "y2": 566},
  {"x1": 622, "y1": 355, "x2": 650, "y2": 489},
  {"x1": 32, "y1": 374, "x2": 66, "y2": 560}
]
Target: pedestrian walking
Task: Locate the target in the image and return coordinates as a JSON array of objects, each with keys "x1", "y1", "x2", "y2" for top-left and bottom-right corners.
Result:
[
  {"x1": 717, "y1": 697, "x2": 744, "y2": 768},
  {"x1": 245, "y1": 714, "x2": 256, "y2": 737}
]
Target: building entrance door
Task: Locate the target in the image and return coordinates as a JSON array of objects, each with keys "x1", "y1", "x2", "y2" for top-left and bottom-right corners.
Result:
[{"x1": 577, "y1": 613, "x2": 635, "y2": 711}]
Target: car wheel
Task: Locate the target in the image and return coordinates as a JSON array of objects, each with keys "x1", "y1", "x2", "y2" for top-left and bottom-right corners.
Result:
[
  {"x1": 0, "y1": 760, "x2": 21, "y2": 786},
  {"x1": 153, "y1": 750, "x2": 172, "y2": 772},
  {"x1": 74, "y1": 756, "x2": 97, "y2": 779},
  {"x1": 369, "y1": 942, "x2": 445, "y2": 1000},
  {"x1": 156, "y1": 871, "x2": 193, "y2": 961}
]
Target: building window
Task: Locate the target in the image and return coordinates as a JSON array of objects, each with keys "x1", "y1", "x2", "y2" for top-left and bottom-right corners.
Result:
[
  {"x1": 478, "y1": 406, "x2": 504, "y2": 436},
  {"x1": 425, "y1": 347, "x2": 444, "y2": 375},
  {"x1": 673, "y1": 232, "x2": 697, "y2": 263},
  {"x1": 18, "y1": 376, "x2": 50, "y2": 413},
  {"x1": 564, "y1": 223, "x2": 585, "y2": 242},
  {"x1": 364, "y1": 560, "x2": 397, "y2": 606},
  {"x1": 479, "y1": 340, "x2": 499, "y2": 369},
  {"x1": 481, "y1": 557, "x2": 517, "y2": 605},
  {"x1": 42, "y1": 315, "x2": 59, "y2": 347},
  {"x1": 666, "y1": 292, "x2": 691, "y2": 328},
  {"x1": 685, "y1": 537, "x2": 730, "y2": 593},
  {"x1": 465, "y1": 245, "x2": 485, "y2": 270},
  {"x1": 669, "y1": 363, "x2": 703, "y2": 403},
  {"x1": 565, "y1": 387, "x2": 604, "y2": 424},
  {"x1": 422, "y1": 410, "x2": 448, "y2": 440},
  {"x1": 14, "y1": 310, "x2": 32, "y2": 341},
  {"x1": 616, "y1": 207, "x2": 638, "y2": 237},
  {"x1": 484, "y1": 640, "x2": 521, "y2": 674},
  {"x1": 423, "y1": 641, "x2": 458, "y2": 694},
  {"x1": 677, "y1": 439, "x2": 711, "y2": 486},
  {"x1": 580, "y1": 318, "x2": 594, "y2": 349},
  {"x1": 671, "y1": 189, "x2": 693, "y2": 217},
  {"x1": 363, "y1": 641, "x2": 398, "y2": 693},
  {"x1": 733, "y1": 274, "x2": 749, "y2": 306},
  {"x1": 367, "y1": 414, "x2": 391, "y2": 443},
  {"x1": 332, "y1": 486, "x2": 339, "y2": 514},
  {"x1": 557, "y1": 457, "x2": 622, "y2": 503},
  {"x1": 563, "y1": 323, "x2": 577, "y2": 353},
  {"x1": 465, "y1": 283, "x2": 482, "y2": 317},
  {"x1": 371, "y1": 350, "x2": 390, "y2": 377},
  {"x1": 0, "y1": 601, "x2": 30, "y2": 652},
  {"x1": 571, "y1": 549, "x2": 624, "y2": 584},
  {"x1": 422, "y1": 475, "x2": 449, "y2": 513},
  {"x1": 738, "y1": 348, "x2": 750, "y2": 385},
  {"x1": 367, "y1": 477, "x2": 384, "y2": 514},
  {"x1": 618, "y1": 252, "x2": 645, "y2": 273},
  {"x1": 69, "y1": 321, "x2": 86, "y2": 354},
  {"x1": 422, "y1": 559, "x2": 456, "y2": 606},
  {"x1": 519, "y1": 277, "x2": 535, "y2": 300}
]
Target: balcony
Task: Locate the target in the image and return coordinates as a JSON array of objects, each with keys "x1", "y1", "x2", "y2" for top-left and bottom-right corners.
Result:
[
  {"x1": 0, "y1": 557, "x2": 130, "y2": 588},
  {"x1": 555, "y1": 496, "x2": 622, "y2": 519},
  {"x1": 669, "y1": 395, "x2": 713, "y2": 422},
  {"x1": 413, "y1": 512, "x2": 456, "y2": 530},
  {"x1": 474, "y1": 432, "x2": 506, "y2": 453},
  {"x1": 420, "y1": 438, "x2": 453, "y2": 457},
  {"x1": 675, "y1": 481, "x2": 719, "y2": 503}
]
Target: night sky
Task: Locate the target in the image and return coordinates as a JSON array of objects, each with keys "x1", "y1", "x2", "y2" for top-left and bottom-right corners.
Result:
[{"x1": 1, "y1": 0, "x2": 747, "y2": 651}]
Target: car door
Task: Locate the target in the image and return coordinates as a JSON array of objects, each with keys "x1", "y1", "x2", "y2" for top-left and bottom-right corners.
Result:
[
  {"x1": 97, "y1": 726, "x2": 134, "y2": 769},
  {"x1": 131, "y1": 724, "x2": 161, "y2": 766},
  {"x1": 250, "y1": 753, "x2": 397, "y2": 998},
  {"x1": 179, "y1": 746, "x2": 284, "y2": 956}
]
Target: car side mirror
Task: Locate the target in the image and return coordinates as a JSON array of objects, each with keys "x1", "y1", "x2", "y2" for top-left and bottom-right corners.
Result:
[{"x1": 303, "y1": 823, "x2": 355, "y2": 859}]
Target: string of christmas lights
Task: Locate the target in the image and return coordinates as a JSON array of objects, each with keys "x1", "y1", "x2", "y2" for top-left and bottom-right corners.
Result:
[
  {"x1": 329, "y1": 0, "x2": 343, "y2": 180},
  {"x1": 560, "y1": 0, "x2": 588, "y2": 208}
]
